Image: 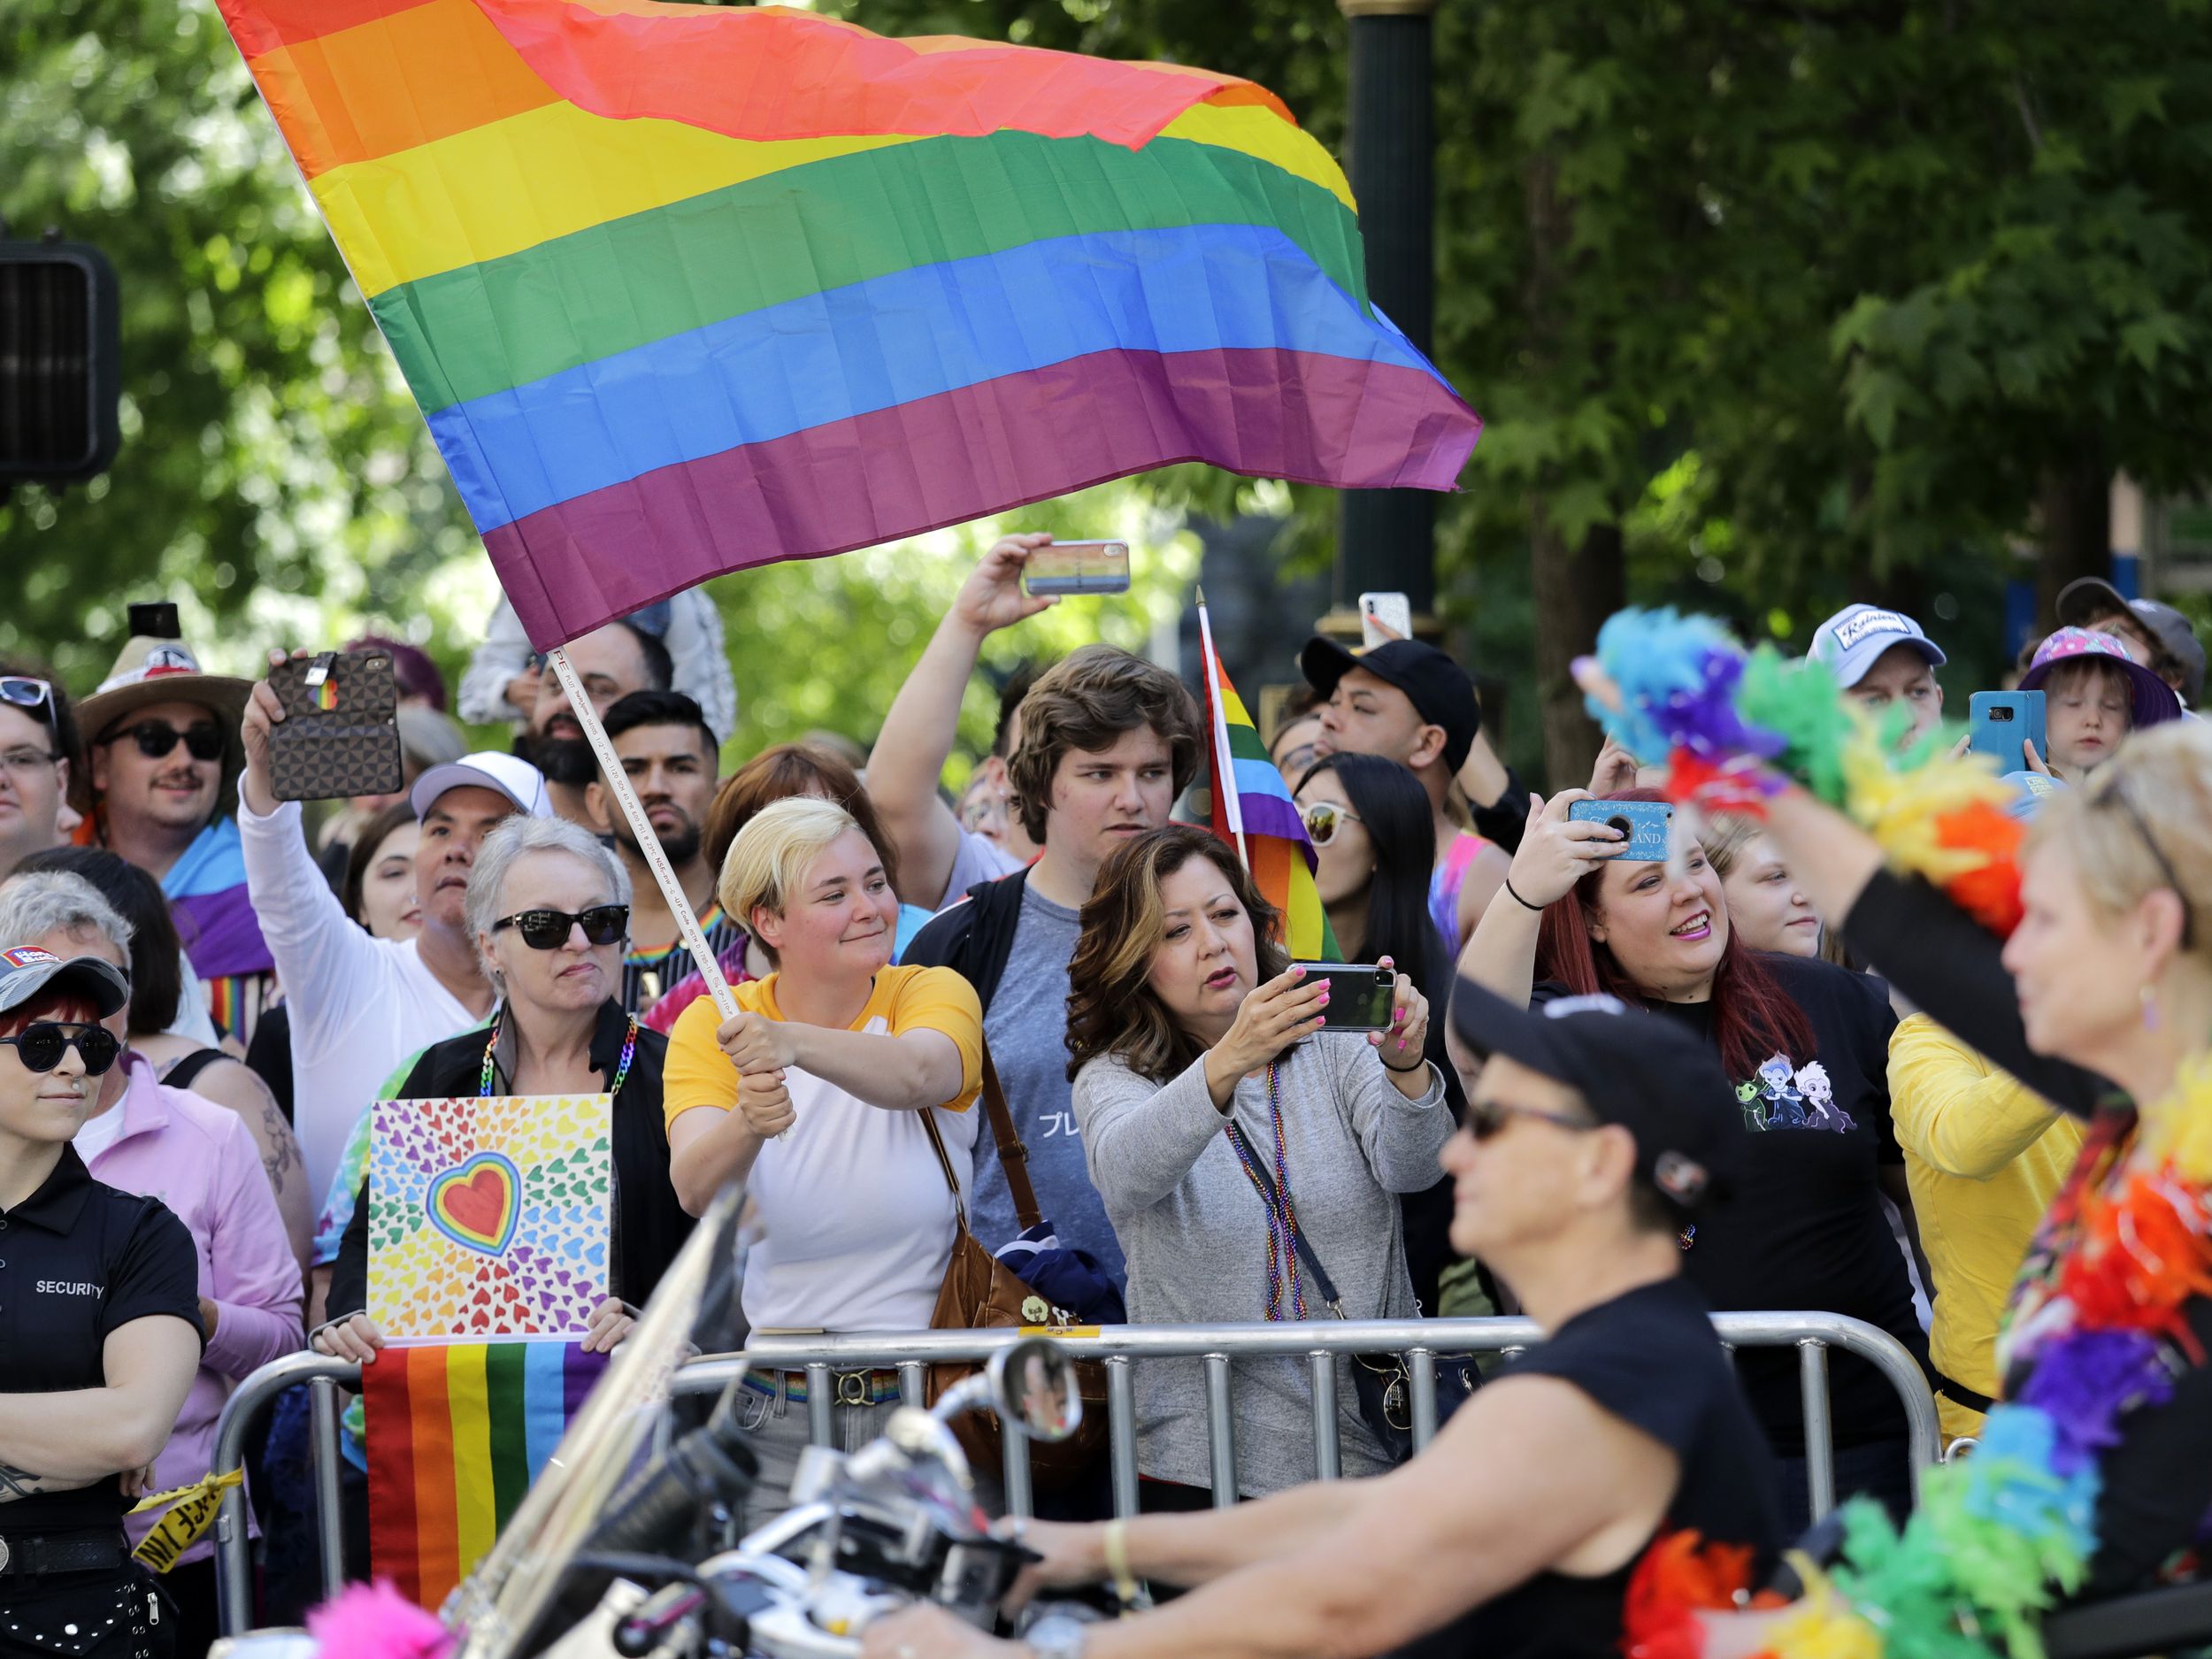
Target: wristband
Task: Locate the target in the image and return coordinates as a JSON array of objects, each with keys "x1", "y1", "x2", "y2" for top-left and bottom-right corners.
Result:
[
  {"x1": 1382, "y1": 1053, "x2": 1428, "y2": 1075},
  {"x1": 1503, "y1": 877, "x2": 1544, "y2": 912},
  {"x1": 1103, "y1": 1517, "x2": 1140, "y2": 1605}
]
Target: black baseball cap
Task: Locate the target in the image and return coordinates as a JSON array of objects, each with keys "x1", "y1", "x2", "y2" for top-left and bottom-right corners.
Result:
[
  {"x1": 2055, "y1": 578, "x2": 2205, "y2": 707},
  {"x1": 1299, "y1": 638, "x2": 1481, "y2": 771},
  {"x1": 1449, "y1": 979, "x2": 1743, "y2": 1218}
]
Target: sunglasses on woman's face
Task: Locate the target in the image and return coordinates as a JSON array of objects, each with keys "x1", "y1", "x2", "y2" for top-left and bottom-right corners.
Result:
[
  {"x1": 108, "y1": 720, "x2": 225, "y2": 763},
  {"x1": 492, "y1": 905, "x2": 630, "y2": 949},
  {"x1": 1466, "y1": 1098, "x2": 1595, "y2": 1142},
  {"x1": 1301, "y1": 800, "x2": 1363, "y2": 848},
  {"x1": 0, "y1": 1022, "x2": 122, "y2": 1077}
]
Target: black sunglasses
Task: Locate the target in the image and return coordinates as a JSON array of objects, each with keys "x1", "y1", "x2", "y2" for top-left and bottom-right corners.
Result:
[
  {"x1": 492, "y1": 905, "x2": 630, "y2": 949},
  {"x1": 1467, "y1": 1098, "x2": 1596, "y2": 1141},
  {"x1": 107, "y1": 720, "x2": 224, "y2": 763},
  {"x1": 0, "y1": 1022, "x2": 121, "y2": 1077}
]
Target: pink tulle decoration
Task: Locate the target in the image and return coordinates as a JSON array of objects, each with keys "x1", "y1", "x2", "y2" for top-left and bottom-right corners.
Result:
[{"x1": 305, "y1": 1582, "x2": 454, "y2": 1659}]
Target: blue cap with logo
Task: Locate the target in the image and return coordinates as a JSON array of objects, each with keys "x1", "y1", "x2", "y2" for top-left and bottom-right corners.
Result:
[{"x1": 1809, "y1": 604, "x2": 1947, "y2": 689}]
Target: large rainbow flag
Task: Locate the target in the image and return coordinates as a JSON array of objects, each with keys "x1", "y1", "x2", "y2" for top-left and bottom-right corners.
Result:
[
  {"x1": 1196, "y1": 597, "x2": 1339, "y2": 960},
  {"x1": 363, "y1": 1341, "x2": 606, "y2": 1611},
  {"x1": 213, "y1": 0, "x2": 1483, "y2": 649}
]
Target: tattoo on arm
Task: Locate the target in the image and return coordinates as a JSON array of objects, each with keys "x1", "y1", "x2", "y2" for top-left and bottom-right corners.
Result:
[
  {"x1": 0, "y1": 1463, "x2": 100, "y2": 1504},
  {"x1": 258, "y1": 1100, "x2": 300, "y2": 1195}
]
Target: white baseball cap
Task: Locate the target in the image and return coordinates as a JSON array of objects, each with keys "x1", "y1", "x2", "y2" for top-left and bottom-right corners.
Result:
[{"x1": 409, "y1": 751, "x2": 554, "y2": 820}]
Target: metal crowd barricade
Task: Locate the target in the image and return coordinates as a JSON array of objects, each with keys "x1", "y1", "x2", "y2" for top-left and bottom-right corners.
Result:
[{"x1": 210, "y1": 1311, "x2": 1938, "y2": 1635}]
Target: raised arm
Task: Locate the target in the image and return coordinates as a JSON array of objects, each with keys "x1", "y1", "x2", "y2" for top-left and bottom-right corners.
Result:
[
  {"x1": 1450, "y1": 791, "x2": 1622, "y2": 1027},
  {"x1": 865, "y1": 535, "x2": 1054, "y2": 909}
]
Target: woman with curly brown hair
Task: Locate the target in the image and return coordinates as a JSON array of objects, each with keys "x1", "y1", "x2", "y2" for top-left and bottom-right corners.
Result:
[{"x1": 1066, "y1": 825, "x2": 1452, "y2": 1505}]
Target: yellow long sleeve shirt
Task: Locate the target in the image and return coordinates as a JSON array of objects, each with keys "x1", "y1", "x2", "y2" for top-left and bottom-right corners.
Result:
[{"x1": 1886, "y1": 1013, "x2": 2085, "y2": 1443}]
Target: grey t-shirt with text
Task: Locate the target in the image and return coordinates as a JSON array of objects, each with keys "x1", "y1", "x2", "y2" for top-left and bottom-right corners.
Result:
[{"x1": 972, "y1": 884, "x2": 1125, "y2": 1287}]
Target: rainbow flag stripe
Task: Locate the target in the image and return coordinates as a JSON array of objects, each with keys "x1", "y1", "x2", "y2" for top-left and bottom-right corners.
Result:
[
  {"x1": 213, "y1": 0, "x2": 1482, "y2": 649},
  {"x1": 1197, "y1": 603, "x2": 1338, "y2": 960},
  {"x1": 364, "y1": 1341, "x2": 605, "y2": 1611}
]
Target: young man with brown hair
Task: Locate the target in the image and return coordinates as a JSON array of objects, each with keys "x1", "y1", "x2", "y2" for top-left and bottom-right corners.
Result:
[{"x1": 901, "y1": 622, "x2": 1202, "y2": 1290}]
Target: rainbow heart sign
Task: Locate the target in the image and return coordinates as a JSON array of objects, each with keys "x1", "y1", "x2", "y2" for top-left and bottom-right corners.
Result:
[
  {"x1": 427, "y1": 1152, "x2": 522, "y2": 1256},
  {"x1": 366, "y1": 1093, "x2": 612, "y2": 1341}
]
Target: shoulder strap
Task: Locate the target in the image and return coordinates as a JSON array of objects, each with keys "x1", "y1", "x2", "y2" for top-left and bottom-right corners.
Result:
[
  {"x1": 917, "y1": 1106, "x2": 970, "y2": 1233},
  {"x1": 964, "y1": 869, "x2": 1029, "y2": 1010},
  {"x1": 977, "y1": 1044, "x2": 1042, "y2": 1232},
  {"x1": 161, "y1": 1048, "x2": 226, "y2": 1091}
]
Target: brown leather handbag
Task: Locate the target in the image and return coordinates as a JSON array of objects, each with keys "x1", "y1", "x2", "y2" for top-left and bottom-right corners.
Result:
[{"x1": 919, "y1": 1048, "x2": 1111, "y2": 1491}]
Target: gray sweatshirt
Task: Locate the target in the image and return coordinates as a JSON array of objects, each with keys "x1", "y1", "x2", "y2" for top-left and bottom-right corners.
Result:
[{"x1": 1071, "y1": 1032, "x2": 1453, "y2": 1494}]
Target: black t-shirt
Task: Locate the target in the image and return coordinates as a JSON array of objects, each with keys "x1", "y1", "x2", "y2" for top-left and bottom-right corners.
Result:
[
  {"x1": 1535, "y1": 954, "x2": 1928, "y2": 1452},
  {"x1": 1399, "y1": 1276, "x2": 1781, "y2": 1659},
  {"x1": 0, "y1": 1146, "x2": 204, "y2": 1532}
]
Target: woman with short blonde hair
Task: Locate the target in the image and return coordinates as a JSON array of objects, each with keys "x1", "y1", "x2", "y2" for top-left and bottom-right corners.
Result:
[{"x1": 664, "y1": 795, "x2": 985, "y2": 1525}]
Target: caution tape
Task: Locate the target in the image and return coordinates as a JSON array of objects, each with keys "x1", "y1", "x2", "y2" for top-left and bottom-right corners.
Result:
[{"x1": 128, "y1": 1468, "x2": 245, "y2": 1573}]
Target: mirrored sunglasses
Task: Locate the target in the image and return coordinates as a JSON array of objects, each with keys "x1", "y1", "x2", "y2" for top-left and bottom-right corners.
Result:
[
  {"x1": 1301, "y1": 800, "x2": 1362, "y2": 848},
  {"x1": 0, "y1": 677, "x2": 55, "y2": 718}
]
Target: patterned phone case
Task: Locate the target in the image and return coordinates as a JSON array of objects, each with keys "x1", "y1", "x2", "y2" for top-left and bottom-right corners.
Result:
[{"x1": 268, "y1": 649, "x2": 404, "y2": 802}]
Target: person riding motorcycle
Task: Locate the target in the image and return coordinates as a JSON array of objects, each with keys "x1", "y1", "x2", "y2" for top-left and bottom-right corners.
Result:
[{"x1": 858, "y1": 984, "x2": 1780, "y2": 1659}]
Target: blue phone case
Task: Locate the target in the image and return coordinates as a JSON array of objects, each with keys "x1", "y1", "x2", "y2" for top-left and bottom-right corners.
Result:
[
  {"x1": 1969, "y1": 691, "x2": 2046, "y2": 767},
  {"x1": 1568, "y1": 799, "x2": 1674, "y2": 860}
]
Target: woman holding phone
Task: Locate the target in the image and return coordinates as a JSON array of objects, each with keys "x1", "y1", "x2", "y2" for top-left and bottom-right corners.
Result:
[
  {"x1": 1064, "y1": 826, "x2": 1452, "y2": 1503},
  {"x1": 1457, "y1": 788, "x2": 1925, "y2": 1528}
]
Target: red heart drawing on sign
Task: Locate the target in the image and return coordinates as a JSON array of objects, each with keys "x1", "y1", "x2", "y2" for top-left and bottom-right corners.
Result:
[{"x1": 427, "y1": 1151, "x2": 521, "y2": 1256}]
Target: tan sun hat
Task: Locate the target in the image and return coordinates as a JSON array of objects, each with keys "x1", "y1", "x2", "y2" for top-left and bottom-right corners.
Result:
[{"x1": 74, "y1": 634, "x2": 251, "y2": 813}]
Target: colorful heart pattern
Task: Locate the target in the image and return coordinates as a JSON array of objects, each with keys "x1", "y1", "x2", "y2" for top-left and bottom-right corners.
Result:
[
  {"x1": 366, "y1": 1094, "x2": 612, "y2": 1340},
  {"x1": 426, "y1": 1152, "x2": 521, "y2": 1256}
]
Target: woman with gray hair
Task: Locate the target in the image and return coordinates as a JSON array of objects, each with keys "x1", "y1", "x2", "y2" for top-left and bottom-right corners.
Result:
[{"x1": 319, "y1": 815, "x2": 695, "y2": 1363}]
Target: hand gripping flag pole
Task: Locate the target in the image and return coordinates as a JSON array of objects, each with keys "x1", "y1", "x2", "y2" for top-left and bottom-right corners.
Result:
[{"x1": 544, "y1": 644, "x2": 739, "y2": 1030}]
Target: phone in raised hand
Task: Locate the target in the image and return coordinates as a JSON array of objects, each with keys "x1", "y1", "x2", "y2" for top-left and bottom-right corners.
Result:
[{"x1": 1020, "y1": 541, "x2": 1131, "y2": 597}]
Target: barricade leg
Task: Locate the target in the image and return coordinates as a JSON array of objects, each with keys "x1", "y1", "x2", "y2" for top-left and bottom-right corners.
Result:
[
  {"x1": 1107, "y1": 1357, "x2": 1139, "y2": 1519},
  {"x1": 1309, "y1": 1353, "x2": 1340, "y2": 1482},
  {"x1": 1406, "y1": 1348, "x2": 1438, "y2": 1452},
  {"x1": 310, "y1": 1376, "x2": 348, "y2": 1600},
  {"x1": 1798, "y1": 1339, "x2": 1836, "y2": 1521},
  {"x1": 1204, "y1": 1354, "x2": 1238, "y2": 1508}
]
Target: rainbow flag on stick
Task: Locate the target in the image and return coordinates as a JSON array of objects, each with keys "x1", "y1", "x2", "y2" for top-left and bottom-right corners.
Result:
[
  {"x1": 212, "y1": 0, "x2": 1482, "y2": 650},
  {"x1": 364, "y1": 1341, "x2": 606, "y2": 1611},
  {"x1": 1196, "y1": 596, "x2": 1339, "y2": 961}
]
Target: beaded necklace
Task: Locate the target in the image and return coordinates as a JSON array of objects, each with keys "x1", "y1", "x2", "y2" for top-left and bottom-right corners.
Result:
[
  {"x1": 479, "y1": 1010, "x2": 639, "y2": 1099},
  {"x1": 1225, "y1": 1063, "x2": 1306, "y2": 1321}
]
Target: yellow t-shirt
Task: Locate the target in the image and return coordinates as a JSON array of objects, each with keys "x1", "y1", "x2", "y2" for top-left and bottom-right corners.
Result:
[
  {"x1": 1886, "y1": 1012, "x2": 2086, "y2": 1444},
  {"x1": 662, "y1": 964, "x2": 984, "y2": 1133}
]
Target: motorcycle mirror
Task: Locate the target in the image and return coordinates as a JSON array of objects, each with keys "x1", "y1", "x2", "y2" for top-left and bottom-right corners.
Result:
[{"x1": 987, "y1": 1337, "x2": 1082, "y2": 1444}]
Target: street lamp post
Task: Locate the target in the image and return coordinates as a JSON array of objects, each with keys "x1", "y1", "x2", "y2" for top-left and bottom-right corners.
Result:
[{"x1": 1333, "y1": 0, "x2": 1439, "y2": 618}]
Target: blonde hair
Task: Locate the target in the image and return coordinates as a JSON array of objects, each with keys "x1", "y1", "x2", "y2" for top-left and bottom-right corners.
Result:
[
  {"x1": 2027, "y1": 721, "x2": 2212, "y2": 955},
  {"x1": 1699, "y1": 815, "x2": 1763, "y2": 881},
  {"x1": 716, "y1": 795, "x2": 868, "y2": 965}
]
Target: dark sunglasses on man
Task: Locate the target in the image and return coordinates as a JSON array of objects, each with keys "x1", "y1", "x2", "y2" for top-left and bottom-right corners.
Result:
[
  {"x1": 0, "y1": 1022, "x2": 122, "y2": 1076},
  {"x1": 492, "y1": 905, "x2": 630, "y2": 949},
  {"x1": 104, "y1": 719, "x2": 226, "y2": 763},
  {"x1": 1465, "y1": 1096, "x2": 1595, "y2": 1142}
]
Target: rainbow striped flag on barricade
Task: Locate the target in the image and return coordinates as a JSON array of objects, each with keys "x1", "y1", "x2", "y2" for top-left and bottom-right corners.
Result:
[{"x1": 363, "y1": 1341, "x2": 606, "y2": 1611}]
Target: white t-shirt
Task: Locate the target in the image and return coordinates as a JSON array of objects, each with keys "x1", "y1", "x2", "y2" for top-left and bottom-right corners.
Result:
[
  {"x1": 238, "y1": 800, "x2": 477, "y2": 1199},
  {"x1": 738, "y1": 1017, "x2": 980, "y2": 1334}
]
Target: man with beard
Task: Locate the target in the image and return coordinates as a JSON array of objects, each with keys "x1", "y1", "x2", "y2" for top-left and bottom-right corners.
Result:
[
  {"x1": 74, "y1": 629, "x2": 274, "y2": 1044},
  {"x1": 512, "y1": 620, "x2": 673, "y2": 826},
  {"x1": 584, "y1": 690, "x2": 742, "y2": 1014}
]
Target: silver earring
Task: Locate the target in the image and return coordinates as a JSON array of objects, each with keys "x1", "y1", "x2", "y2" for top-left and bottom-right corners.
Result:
[{"x1": 2142, "y1": 983, "x2": 2161, "y2": 1032}]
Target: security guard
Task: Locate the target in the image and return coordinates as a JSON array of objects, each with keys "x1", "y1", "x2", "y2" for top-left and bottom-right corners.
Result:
[{"x1": 0, "y1": 946, "x2": 202, "y2": 1659}]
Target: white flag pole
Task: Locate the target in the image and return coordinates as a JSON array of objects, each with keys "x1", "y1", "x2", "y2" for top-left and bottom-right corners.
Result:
[
  {"x1": 1194, "y1": 591, "x2": 1251, "y2": 876},
  {"x1": 545, "y1": 644, "x2": 741, "y2": 1027}
]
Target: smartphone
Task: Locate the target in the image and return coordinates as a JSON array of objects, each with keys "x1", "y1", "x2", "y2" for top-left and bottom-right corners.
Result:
[
  {"x1": 1294, "y1": 961, "x2": 1398, "y2": 1031},
  {"x1": 1021, "y1": 541, "x2": 1131, "y2": 597},
  {"x1": 127, "y1": 602, "x2": 181, "y2": 641},
  {"x1": 1568, "y1": 798, "x2": 1675, "y2": 860},
  {"x1": 1359, "y1": 592, "x2": 1412, "y2": 650},
  {"x1": 267, "y1": 649, "x2": 403, "y2": 802},
  {"x1": 1970, "y1": 690, "x2": 2047, "y2": 767}
]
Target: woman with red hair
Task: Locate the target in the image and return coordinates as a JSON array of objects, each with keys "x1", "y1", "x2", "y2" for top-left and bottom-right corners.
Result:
[{"x1": 1455, "y1": 788, "x2": 1925, "y2": 1531}]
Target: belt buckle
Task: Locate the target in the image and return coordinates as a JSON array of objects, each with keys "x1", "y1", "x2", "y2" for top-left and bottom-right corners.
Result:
[
  {"x1": 835, "y1": 1370, "x2": 873, "y2": 1408},
  {"x1": 0, "y1": 1535, "x2": 10, "y2": 1575}
]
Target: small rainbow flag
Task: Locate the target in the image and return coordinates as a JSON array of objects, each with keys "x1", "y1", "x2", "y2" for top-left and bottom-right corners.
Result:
[
  {"x1": 1196, "y1": 596, "x2": 1339, "y2": 961},
  {"x1": 211, "y1": 0, "x2": 1481, "y2": 650},
  {"x1": 364, "y1": 1341, "x2": 606, "y2": 1611}
]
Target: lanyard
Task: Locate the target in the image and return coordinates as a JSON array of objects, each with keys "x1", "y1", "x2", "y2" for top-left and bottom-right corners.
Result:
[
  {"x1": 479, "y1": 1012, "x2": 639, "y2": 1099},
  {"x1": 1225, "y1": 1064, "x2": 1306, "y2": 1322}
]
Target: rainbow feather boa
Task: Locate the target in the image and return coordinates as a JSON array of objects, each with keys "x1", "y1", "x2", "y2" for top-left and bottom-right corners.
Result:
[
  {"x1": 1577, "y1": 609, "x2": 2025, "y2": 935},
  {"x1": 1625, "y1": 1058, "x2": 2212, "y2": 1659}
]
